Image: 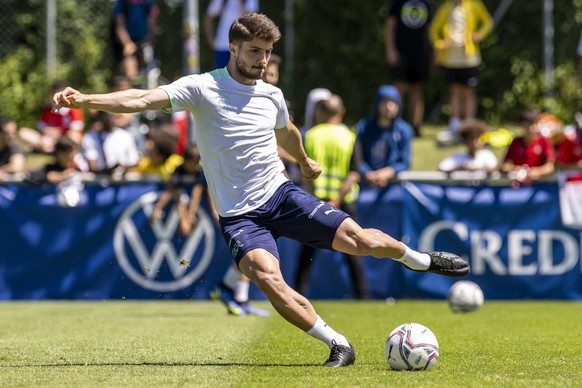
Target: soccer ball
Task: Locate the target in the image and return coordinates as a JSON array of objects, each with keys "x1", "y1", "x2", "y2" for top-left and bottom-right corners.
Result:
[
  {"x1": 447, "y1": 280, "x2": 484, "y2": 313},
  {"x1": 384, "y1": 322, "x2": 439, "y2": 371}
]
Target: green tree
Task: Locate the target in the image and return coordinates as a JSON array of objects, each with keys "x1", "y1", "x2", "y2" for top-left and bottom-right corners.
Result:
[{"x1": 0, "y1": 0, "x2": 112, "y2": 127}]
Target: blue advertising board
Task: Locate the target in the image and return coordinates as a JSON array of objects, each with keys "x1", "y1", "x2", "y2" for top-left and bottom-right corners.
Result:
[
  {"x1": 0, "y1": 181, "x2": 580, "y2": 300},
  {"x1": 401, "y1": 182, "x2": 582, "y2": 299}
]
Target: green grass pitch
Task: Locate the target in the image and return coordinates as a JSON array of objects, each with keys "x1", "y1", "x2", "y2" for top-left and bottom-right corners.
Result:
[{"x1": 0, "y1": 300, "x2": 580, "y2": 387}]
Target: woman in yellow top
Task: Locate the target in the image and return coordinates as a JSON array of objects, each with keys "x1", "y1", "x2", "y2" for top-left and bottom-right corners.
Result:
[{"x1": 430, "y1": 0, "x2": 492, "y2": 145}]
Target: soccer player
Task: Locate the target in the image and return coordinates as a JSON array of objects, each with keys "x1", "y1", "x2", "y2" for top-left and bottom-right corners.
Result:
[{"x1": 53, "y1": 13, "x2": 469, "y2": 368}]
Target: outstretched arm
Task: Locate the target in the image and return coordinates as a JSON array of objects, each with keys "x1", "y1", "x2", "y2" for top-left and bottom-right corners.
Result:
[
  {"x1": 53, "y1": 87, "x2": 171, "y2": 113},
  {"x1": 275, "y1": 121, "x2": 321, "y2": 181}
]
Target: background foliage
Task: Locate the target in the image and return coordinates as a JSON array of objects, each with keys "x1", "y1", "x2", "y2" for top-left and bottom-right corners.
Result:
[{"x1": 0, "y1": 0, "x2": 580, "y2": 129}]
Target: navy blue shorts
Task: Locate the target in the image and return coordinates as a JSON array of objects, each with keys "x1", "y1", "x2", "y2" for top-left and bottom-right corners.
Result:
[{"x1": 219, "y1": 181, "x2": 350, "y2": 265}]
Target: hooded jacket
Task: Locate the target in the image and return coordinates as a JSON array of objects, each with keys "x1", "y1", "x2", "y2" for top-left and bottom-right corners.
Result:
[{"x1": 356, "y1": 85, "x2": 413, "y2": 175}]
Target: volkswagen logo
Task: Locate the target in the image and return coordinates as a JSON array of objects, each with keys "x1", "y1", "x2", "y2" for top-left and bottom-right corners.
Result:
[{"x1": 114, "y1": 191, "x2": 215, "y2": 292}]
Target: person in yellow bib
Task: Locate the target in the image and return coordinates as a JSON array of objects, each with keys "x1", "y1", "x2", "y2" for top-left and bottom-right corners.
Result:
[{"x1": 294, "y1": 94, "x2": 371, "y2": 300}]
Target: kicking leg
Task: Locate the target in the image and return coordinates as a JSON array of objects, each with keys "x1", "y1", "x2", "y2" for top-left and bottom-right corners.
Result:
[{"x1": 331, "y1": 218, "x2": 469, "y2": 277}]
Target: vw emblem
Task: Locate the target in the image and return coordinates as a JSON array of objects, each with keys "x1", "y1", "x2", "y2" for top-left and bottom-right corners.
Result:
[{"x1": 114, "y1": 191, "x2": 215, "y2": 292}]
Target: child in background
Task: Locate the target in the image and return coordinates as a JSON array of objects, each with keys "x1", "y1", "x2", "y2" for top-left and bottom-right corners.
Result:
[
  {"x1": 552, "y1": 114, "x2": 582, "y2": 181},
  {"x1": 438, "y1": 119, "x2": 497, "y2": 173},
  {"x1": 0, "y1": 117, "x2": 26, "y2": 181},
  {"x1": 29, "y1": 135, "x2": 88, "y2": 184},
  {"x1": 500, "y1": 109, "x2": 555, "y2": 185},
  {"x1": 150, "y1": 143, "x2": 206, "y2": 237},
  {"x1": 130, "y1": 123, "x2": 183, "y2": 180}
]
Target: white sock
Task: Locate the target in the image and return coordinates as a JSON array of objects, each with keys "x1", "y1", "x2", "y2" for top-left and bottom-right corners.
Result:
[
  {"x1": 234, "y1": 280, "x2": 249, "y2": 304},
  {"x1": 398, "y1": 245, "x2": 430, "y2": 271},
  {"x1": 222, "y1": 264, "x2": 242, "y2": 290},
  {"x1": 306, "y1": 316, "x2": 350, "y2": 348}
]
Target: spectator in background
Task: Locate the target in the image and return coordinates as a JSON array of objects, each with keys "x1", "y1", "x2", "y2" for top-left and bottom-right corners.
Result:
[
  {"x1": 549, "y1": 114, "x2": 582, "y2": 180},
  {"x1": 0, "y1": 116, "x2": 19, "y2": 141},
  {"x1": 384, "y1": 0, "x2": 434, "y2": 137},
  {"x1": 19, "y1": 80, "x2": 85, "y2": 154},
  {"x1": 171, "y1": 110, "x2": 189, "y2": 156},
  {"x1": 28, "y1": 135, "x2": 88, "y2": 184},
  {"x1": 356, "y1": 85, "x2": 413, "y2": 188},
  {"x1": 500, "y1": 109, "x2": 555, "y2": 185},
  {"x1": 204, "y1": 0, "x2": 259, "y2": 68},
  {"x1": 300, "y1": 88, "x2": 332, "y2": 137},
  {"x1": 261, "y1": 54, "x2": 297, "y2": 181},
  {"x1": 294, "y1": 94, "x2": 371, "y2": 300},
  {"x1": 81, "y1": 111, "x2": 140, "y2": 175},
  {"x1": 129, "y1": 123, "x2": 183, "y2": 180},
  {"x1": 261, "y1": 55, "x2": 291, "y2": 121},
  {"x1": 430, "y1": 0, "x2": 492, "y2": 146},
  {"x1": 438, "y1": 119, "x2": 497, "y2": 173},
  {"x1": 0, "y1": 117, "x2": 26, "y2": 181},
  {"x1": 112, "y1": 0, "x2": 158, "y2": 80},
  {"x1": 150, "y1": 143, "x2": 206, "y2": 237},
  {"x1": 262, "y1": 53, "x2": 281, "y2": 86}
]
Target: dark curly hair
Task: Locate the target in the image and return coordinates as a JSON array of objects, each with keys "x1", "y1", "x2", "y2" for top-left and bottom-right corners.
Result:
[{"x1": 229, "y1": 13, "x2": 281, "y2": 45}]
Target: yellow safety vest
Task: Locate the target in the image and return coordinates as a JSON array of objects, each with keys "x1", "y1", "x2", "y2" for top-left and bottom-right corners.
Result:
[{"x1": 304, "y1": 123, "x2": 359, "y2": 203}]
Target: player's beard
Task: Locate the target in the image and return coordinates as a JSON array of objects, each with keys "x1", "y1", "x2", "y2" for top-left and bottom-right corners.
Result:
[{"x1": 235, "y1": 58, "x2": 264, "y2": 80}]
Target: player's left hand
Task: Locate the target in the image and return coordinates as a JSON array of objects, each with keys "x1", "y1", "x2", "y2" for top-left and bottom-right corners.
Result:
[{"x1": 300, "y1": 157, "x2": 322, "y2": 181}]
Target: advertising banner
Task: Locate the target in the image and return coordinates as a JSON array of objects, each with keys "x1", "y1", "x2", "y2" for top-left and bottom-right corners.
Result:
[
  {"x1": 1, "y1": 181, "x2": 581, "y2": 300},
  {"x1": 0, "y1": 182, "x2": 232, "y2": 300},
  {"x1": 401, "y1": 182, "x2": 582, "y2": 299}
]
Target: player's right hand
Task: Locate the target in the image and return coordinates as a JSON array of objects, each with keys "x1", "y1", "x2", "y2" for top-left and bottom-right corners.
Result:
[
  {"x1": 300, "y1": 157, "x2": 322, "y2": 181},
  {"x1": 52, "y1": 87, "x2": 83, "y2": 111}
]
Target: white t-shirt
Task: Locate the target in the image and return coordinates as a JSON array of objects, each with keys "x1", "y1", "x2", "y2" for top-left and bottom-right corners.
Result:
[
  {"x1": 206, "y1": 0, "x2": 259, "y2": 51},
  {"x1": 159, "y1": 68, "x2": 289, "y2": 217},
  {"x1": 438, "y1": 149, "x2": 498, "y2": 172},
  {"x1": 81, "y1": 127, "x2": 140, "y2": 171}
]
